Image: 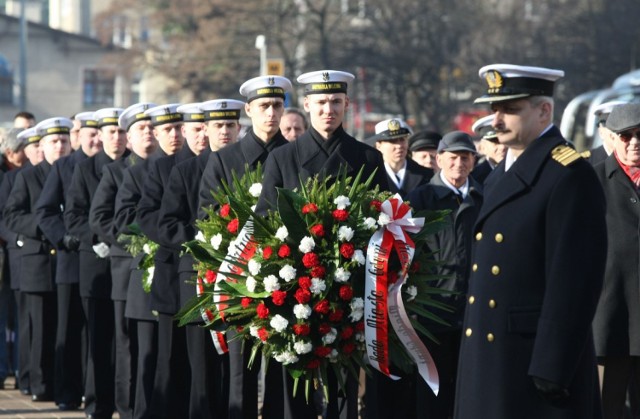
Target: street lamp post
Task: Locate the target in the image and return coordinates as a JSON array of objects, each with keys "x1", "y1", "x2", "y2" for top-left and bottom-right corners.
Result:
[{"x1": 255, "y1": 34, "x2": 267, "y2": 76}]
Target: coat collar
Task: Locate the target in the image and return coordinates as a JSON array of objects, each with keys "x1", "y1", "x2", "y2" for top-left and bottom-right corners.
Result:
[
  {"x1": 296, "y1": 127, "x2": 357, "y2": 175},
  {"x1": 604, "y1": 152, "x2": 639, "y2": 192}
]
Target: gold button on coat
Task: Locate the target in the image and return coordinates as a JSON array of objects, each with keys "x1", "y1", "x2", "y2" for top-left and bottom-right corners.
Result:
[
  {"x1": 468, "y1": 296, "x2": 475, "y2": 304},
  {"x1": 489, "y1": 299, "x2": 496, "y2": 308},
  {"x1": 465, "y1": 328, "x2": 473, "y2": 337},
  {"x1": 487, "y1": 333, "x2": 495, "y2": 342},
  {"x1": 475, "y1": 232, "x2": 482, "y2": 241},
  {"x1": 50, "y1": 249, "x2": 56, "y2": 255},
  {"x1": 495, "y1": 233, "x2": 504, "y2": 243},
  {"x1": 491, "y1": 265, "x2": 500, "y2": 275},
  {"x1": 472, "y1": 263, "x2": 478, "y2": 272}
]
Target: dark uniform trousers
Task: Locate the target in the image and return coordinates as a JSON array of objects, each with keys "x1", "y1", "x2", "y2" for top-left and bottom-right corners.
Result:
[
  {"x1": 66, "y1": 151, "x2": 124, "y2": 418},
  {"x1": 137, "y1": 147, "x2": 194, "y2": 418},
  {"x1": 3, "y1": 161, "x2": 57, "y2": 399},
  {"x1": 90, "y1": 157, "x2": 141, "y2": 419},
  {"x1": 258, "y1": 126, "x2": 388, "y2": 419},
  {"x1": 199, "y1": 132, "x2": 290, "y2": 417},
  {"x1": 0, "y1": 167, "x2": 30, "y2": 393},
  {"x1": 116, "y1": 157, "x2": 158, "y2": 419},
  {"x1": 36, "y1": 151, "x2": 88, "y2": 406},
  {"x1": 159, "y1": 149, "x2": 229, "y2": 418}
]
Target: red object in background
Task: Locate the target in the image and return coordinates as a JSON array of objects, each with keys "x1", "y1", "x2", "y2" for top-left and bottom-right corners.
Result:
[{"x1": 453, "y1": 110, "x2": 490, "y2": 135}]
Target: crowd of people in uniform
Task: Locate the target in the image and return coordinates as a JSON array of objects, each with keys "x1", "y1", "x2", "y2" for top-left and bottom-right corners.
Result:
[{"x1": 0, "y1": 62, "x2": 636, "y2": 419}]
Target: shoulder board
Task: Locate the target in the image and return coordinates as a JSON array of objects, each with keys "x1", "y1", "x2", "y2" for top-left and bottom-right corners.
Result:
[
  {"x1": 551, "y1": 145, "x2": 582, "y2": 166},
  {"x1": 580, "y1": 150, "x2": 591, "y2": 159}
]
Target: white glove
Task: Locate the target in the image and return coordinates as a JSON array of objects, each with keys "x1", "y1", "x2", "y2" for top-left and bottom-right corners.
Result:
[{"x1": 92, "y1": 242, "x2": 111, "y2": 258}]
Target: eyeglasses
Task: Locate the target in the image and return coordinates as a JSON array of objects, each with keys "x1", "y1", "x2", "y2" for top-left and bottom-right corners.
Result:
[{"x1": 618, "y1": 130, "x2": 640, "y2": 142}]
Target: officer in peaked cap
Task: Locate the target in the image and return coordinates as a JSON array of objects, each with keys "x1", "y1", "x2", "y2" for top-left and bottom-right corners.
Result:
[
  {"x1": 4, "y1": 116, "x2": 72, "y2": 403},
  {"x1": 366, "y1": 118, "x2": 432, "y2": 198},
  {"x1": 471, "y1": 114, "x2": 506, "y2": 184},
  {"x1": 454, "y1": 64, "x2": 606, "y2": 419},
  {"x1": 586, "y1": 101, "x2": 627, "y2": 166},
  {"x1": 199, "y1": 98, "x2": 244, "y2": 152}
]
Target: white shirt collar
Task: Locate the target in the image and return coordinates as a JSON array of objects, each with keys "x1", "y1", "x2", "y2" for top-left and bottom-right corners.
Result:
[
  {"x1": 439, "y1": 171, "x2": 469, "y2": 199},
  {"x1": 385, "y1": 161, "x2": 407, "y2": 189}
]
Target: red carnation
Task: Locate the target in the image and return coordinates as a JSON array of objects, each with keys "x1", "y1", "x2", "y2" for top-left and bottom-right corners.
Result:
[
  {"x1": 355, "y1": 321, "x2": 365, "y2": 332},
  {"x1": 298, "y1": 276, "x2": 312, "y2": 289},
  {"x1": 310, "y1": 265, "x2": 326, "y2": 278},
  {"x1": 257, "y1": 327, "x2": 269, "y2": 342},
  {"x1": 292, "y1": 323, "x2": 311, "y2": 336},
  {"x1": 205, "y1": 269, "x2": 216, "y2": 284},
  {"x1": 318, "y1": 323, "x2": 331, "y2": 335},
  {"x1": 236, "y1": 326, "x2": 244, "y2": 332},
  {"x1": 271, "y1": 290, "x2": 287, "y2": 306},
  {"x1": 332, "y1": 209, "x2": 349, "y2": 221},
  {"x1": 294, "y1": 288, "x2": 311, "y2": 304},
  {"x1": 306, "y1": 359, "x2": 321, "y2": 369},
  {"x1": 314, "y1": 299, "x2": 330, "y2": 315},
  {"x1": 314, "y1": 346, "x2": 332, "y2": 357},
  {"x1": 278, "y1": 244, "x2": 291, "y2": 258},
  {"x1": 302, "y1": 203, "x2": 318, "y2": 214},
  {"x1": 302, "y1": 252, "x2": 320, "y2": 268},
  {"x1": 262, "y1": 246, "x2": 273, "y2": 260},
  {"x1": 339, "y1": 285, "x2": 353, "y2": 301},
  {"x1": 339, "y1": 243, "x2": 355, "y2": 259},
  {"x1": 342, "y1": 342, "x2": 355, "y2": 355},
  {"x1": 227, "y1": 218, "x2": 239, "y2": 234},
  {"x1": 370, "y1": 200, "x2": 382, "y2": 212},
  {"x1": 241, "y1": 297, "x2": 252, "y2": 308},
  {"x1": 309, "y1": 224, "x2": 325, "y2": 237},
  {"x1": 329, "y1": 309, "x2": 344, "y2": 322},
  {"x1": 340, "y1": 326, "x2": 354, "y2": 340},
  {"x1": 256, "y1": 302, "x2": 270, "y2": 319},
  {"x1": 219, "y1": 204, "x2": 231, "y2": 217}
]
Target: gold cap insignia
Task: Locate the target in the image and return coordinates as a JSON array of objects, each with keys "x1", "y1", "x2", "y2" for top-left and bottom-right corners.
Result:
[
  {"x1": 164, "y1": 107, "x2": 170, "y2": 114},
  {"x1": 221, "y1": 101, "x2": 227, "y2": 109},
  {"x1": 268, "y1": 77, "x2": 275, "y2": 86},
  {"x1": 54, "y1": 119, "x2": 60, "y2": 126},
  {"x1": 486, "y1": 70, "x2": 503, "y2": 92},
  {"x1": 322, "y1": 72, "x2": 330, "y2": 82},
  {"x1": 388, "y1": 119, "x2": 401, "y2": 131}
]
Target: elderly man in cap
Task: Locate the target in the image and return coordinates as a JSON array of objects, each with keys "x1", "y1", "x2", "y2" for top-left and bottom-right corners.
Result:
[
  {"x1": 408, "y1": 130, "x2": 442, "y2": 170},
  {"x1": 4, "y1": 117, "x2": 73, "y2": 403},
  {"x1": 471, "y1": 114, "x2": 506, "y2": 184},
  {"x1": 591, "y1": 103, "x2": 640, "y2": 419},
  {"x1": 368, "y1": 118, "x2": 433, "y2": 198},
  {"x1": 406, "y1": 131, "x2": 483, "y2": 419},
  {"x1": 454, "y1": 64, "x2": 607, "y2": 419},
  {"x1": 587, "y1": 101, "x2": 626, "y2": 166}
]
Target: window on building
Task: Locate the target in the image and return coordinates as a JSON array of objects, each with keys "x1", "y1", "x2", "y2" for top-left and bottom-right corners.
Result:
[
  {"x1": 83, "y1": 68, "x2": 115, "y2": 106},
  {"x1": 0, "y1": 54, "x2": 13, "y2": 105}
]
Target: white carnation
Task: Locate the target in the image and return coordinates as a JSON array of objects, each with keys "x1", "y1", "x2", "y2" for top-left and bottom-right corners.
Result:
[
  {"x1": 270, "y1": 314, "x2": 288, "y2": 333},
  {"x1": 146, "y1": 267, "x2": 155, "y2": 283},
  {"x1": 246, "y1": 276, "x2": 257, "y2": 293},
  {"x1": 378, "y1": 212, "x2": 391, "y2": 227},
  {"x1": 363, "y1": 217, "x2": 377, "y2": 230},
  {"x1": 210, "y1": 233, "x2": 223, "y2": 250},
  {"x1": 298, "y1": 236, "x2": 315, "y2": 253},
  {"x1": 334, "y1": 267, "x2": 351, "y2": 283},
  {"x1": 293, "y1": 341, "x2": 313, "y2": 355},
  {"x1": 322, "y1": 328, "x2": 337, "y2": 345},
  {"x1": 349, "y1": 309, "x2": 364, "y2": 322},
  {"x1": 355, "y1": 332, "x2": 365, "y2": 343},
  {"x1": 334, "y1": 195, "x2": 351, "y2": 210},
  {"x1": 293, "y1": 304, "x2": 312, "y2": 319},
  {"x1": 249, "y1": 325, "x2": 260, "y2": 338},
  {"x1": 248, "y1": 259, "x2": 261, "y2": 276},
  {"x1": 248, "y1": 183, "x2": 262, "y2": 198},
  {"x1": 350, "y1": 297, "x2": 364, "y2": 311},
  {"x1": 274, "y1": 351, "x2": 299, "y2": 365},
  {"x1": 405, "y1": 285, "x2": 418, "y2": 302},
  {"x1": 195, "y1": 231, "x2": 206, "y2": 242},
  {"x1": 337, "y1": 226, "x2": 355, "y2": 242},
  {"x1": 353, "y1": 250, "x2": 365, "y2": 265},
  {"x1": 310, "y1": 278, "x2": 326, "y2": 295},
  {"x1": 143, "y1": 243, "x2": 152, "y2": 254},
  {"x1": 279, "y1": 265, "x2": 297, "y2": 282},
  {"x1": 275, "y1": 226, "x2": 289, "y2": 241},
  {"x1": 263, "y1": 275, "x2": 280, "y2": 292}
]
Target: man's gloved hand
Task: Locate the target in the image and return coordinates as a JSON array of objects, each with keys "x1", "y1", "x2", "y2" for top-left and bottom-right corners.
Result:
[
  {"x1": 92, "y1": 242, "x2": 110, "y2": 258},
  {"x1": 62, "y1": 234, "x2": 80, "y2": 251},
  {"x1": 532, "y1": 376, "x2": 570, "y2": 407}
]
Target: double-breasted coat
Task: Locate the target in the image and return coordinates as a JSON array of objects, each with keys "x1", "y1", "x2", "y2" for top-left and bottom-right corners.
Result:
[{"x1": 454, "y1": 127, "x2": 607, "y2": 419}]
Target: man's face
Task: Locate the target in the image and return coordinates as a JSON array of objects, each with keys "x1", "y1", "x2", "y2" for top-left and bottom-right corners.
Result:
[
  {"x1": 182, "y1": 122, "x2": 208, "y2": 155},
  {"x1": 491, "y1": 98, "x2": 546, "y2": 151},
  {"x1": 411, "y1": 148, "x2": 439, "y2": 170},
  {"x1": 23, "y1": 142, "x2": 43, "y2": 165},
  {"x1": 128, "y1": 120, "x2": 156, "y2": 157},
  {"x1": 481, "y1": 138, "x2": 507, "y2": 164},
  {"x1": 280, "y1": 113, "x2": 306, "y2": 141},
  {"x1": 41, "y1": 134, "x2": 71, "y2": 164},
  {"x1": 79, "y1": 127, "x2": 102, "y2": 157},
  {"x1": 14, "y1": 116, "x2": 35, "y2": 129},
  {"x1": 205, "y1": 120, "x2": 240, "y2": 151},
  {"x1": 374, "y1": 137, "x2": 408, "y2": 166},
  {"x1": 70, "y1": 119, "x2": 81, "y2": 150},
  {"x1": 613, "y1": 128, "x2": 640, "y2": 167},
  {"x1": 436, "y1": 151, "x2": 474, "y2": 187},
  {"x1": 154, "y1": 122, "x2": 184, "y2": 155},
  {"x1": 303, "y1": 93, "x2": 348, "y2": 136},
  {"x1": 245, "y1": 98, "x2": 285, "y2": 140},
  {"x1": 100, "y1": 124, "x2": 128, "y2": 159}
]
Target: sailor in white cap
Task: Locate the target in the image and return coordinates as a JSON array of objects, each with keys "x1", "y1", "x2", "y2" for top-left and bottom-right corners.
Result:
[
  {"x1": 586, "y1": 100, "x2": 627, "y2": 165},
  {"x1": 17, "y1": 126, "x2": 44, "y2": 166},
  {"x1": 455, "y1": 64, "x2": 607, "y2": 419},
  {"x1": 144, "y1": 103, "x2": 185, "y2": 156},
  {"x1": 470, "y1": 114, "x2": 506, "y2": 183},
  {"x1": 199, "y1": 99, "x2": 244, "y2": 152},
  {"x1": 4, "y1": 116, "x2": 73, "y2": 404},
  {"x1": 175, "y1": 103, "x2": 207, "y2": 156},
  {"x1": 74, "y1": 111, "x2": 102, "y2": 158}
]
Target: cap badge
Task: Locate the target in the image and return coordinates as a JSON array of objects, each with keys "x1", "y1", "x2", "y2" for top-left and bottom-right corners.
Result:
[
  {"x1": 388, "y1": 119, "x2": 400, "y2": 132},
  {"x1": 486, "y1": 70, "x2": 503, "y2": 91},
  {"x1": 322, "y1": 72, "x2": 330, "y2": 82},
  {"x1": 142, "y1": 104, "x2": 150, "y2": 111},
  {"x1": 164, "y1": 107, "x2": 170, "y2": 114},
  {"x1": 54, "y1": 119, "x2": 60, "y2": 126},
  {"x1": 221, "y1": 101, "x2": 227, "y2": 109},
  {"x1": 268, "y1": 77, "x2": 275, "y2": 86}
]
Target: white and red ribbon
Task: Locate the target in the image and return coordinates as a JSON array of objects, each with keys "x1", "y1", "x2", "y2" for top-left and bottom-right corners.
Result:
[{"x1": 364, "y1": 194, "x2": 439, "y2": 395}]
